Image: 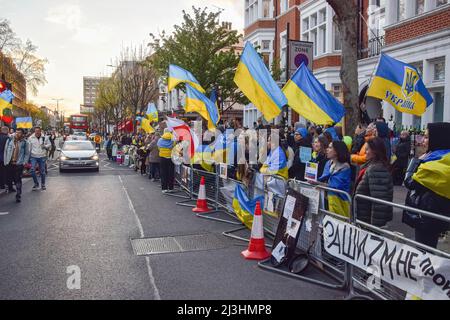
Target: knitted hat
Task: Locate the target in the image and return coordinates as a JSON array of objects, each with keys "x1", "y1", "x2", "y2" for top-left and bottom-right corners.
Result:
[{"x1": 428, "y1": 122, "x2": 450, "y2": 152}]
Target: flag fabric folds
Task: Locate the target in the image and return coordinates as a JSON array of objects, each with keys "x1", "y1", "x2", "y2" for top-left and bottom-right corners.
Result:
[
  {"x1": 16, "y1": 117, "x2": 33, "y2": 129},
  {"x1": 168, "y1": 64, "x2": 205, "y2": 93},
  {"x1": 234, "y1": 42, "x2": 287, "y2": 121},
  {"x1": 166, "y1": 117, "x2": 198, "y2": 158},
  {"x1": 260, "y1": 146, "x2": 289, "y2": 180},
  {"x1": 232, "y1": 184, "x2": 265, "y2": 229},
  {"x1": 0, "y1": 89, "x2": 14, "y2": 124},
  {"x1": 185, "y1": 84, "x2": 220, "y2": 131},
  {"x1": 413, "y1": 149, "x2": 450, "y2": 200},
  {"x1": 146, "y1": 103, "x2": 158, "y2": 122},
  {"x1": 141, "y1": 118, "x2": 155, "y2": 134},
  {"x1": 283, "y1": 63, "x2": 346, "y2": 125},
  {"x1": 367, "y1": 53, "x2": 433, "y2": 116}
]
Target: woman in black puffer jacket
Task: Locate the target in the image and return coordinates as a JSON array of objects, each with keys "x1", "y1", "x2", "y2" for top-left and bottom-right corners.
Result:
[
  {"x1": 403, "y1": 122, "x2": 450, "y2": 249},
  {"x1": 355, "y1": 137, "x2": 393, "y2": 227}
]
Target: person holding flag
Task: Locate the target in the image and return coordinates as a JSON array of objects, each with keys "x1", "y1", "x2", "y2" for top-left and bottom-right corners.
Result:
[
  {"x1": 403, "y1": 122, "x2": 450, "y2": 248},
  {"x1": 157, "y1": 129, "x2": 175, "y2": 193}
]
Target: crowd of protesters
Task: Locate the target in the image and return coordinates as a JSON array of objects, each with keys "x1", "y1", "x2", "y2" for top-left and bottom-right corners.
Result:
[{"x1": 109, "y1": 117, "x2": 449, "y2": 250}]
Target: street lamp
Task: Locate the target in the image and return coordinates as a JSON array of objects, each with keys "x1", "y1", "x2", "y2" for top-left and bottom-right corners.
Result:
[{"x1": 52, "y1": 98, "x2": 64, "y2": 130}]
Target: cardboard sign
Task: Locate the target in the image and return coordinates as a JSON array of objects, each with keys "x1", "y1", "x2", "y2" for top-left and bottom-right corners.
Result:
[
  {"x1": 300, "y1": 147, "x2": 312, "y2": 164},
  {"x1": 305, "y1": 162, "x2": 318, "y2": 181}
]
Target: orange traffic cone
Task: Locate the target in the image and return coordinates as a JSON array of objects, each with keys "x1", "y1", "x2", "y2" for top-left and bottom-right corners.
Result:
[
  {"x1": 241, "y1": 201, "x2": 271, "y2": 260},
  {"x1": 193, "y1": 177, "x2": 212, "y2": 213}
]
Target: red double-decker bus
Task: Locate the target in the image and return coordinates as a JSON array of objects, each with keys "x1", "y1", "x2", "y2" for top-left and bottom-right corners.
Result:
[{"x1": 70, "y1": 114, "x2": 89, "y2": 132}]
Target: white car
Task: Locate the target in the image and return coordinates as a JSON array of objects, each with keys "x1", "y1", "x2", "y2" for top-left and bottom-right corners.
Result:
[
  {"x1": 59, "y1": 141, "x2": 100, "y2": 172},
  {"x1": 69, "y1": 132, "x2": 88, "y2": 141}
]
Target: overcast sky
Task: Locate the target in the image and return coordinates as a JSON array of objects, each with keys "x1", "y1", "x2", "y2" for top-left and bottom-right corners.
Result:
[{"x1": 2, "y1": 0, "x2": 243, "y2": 114}]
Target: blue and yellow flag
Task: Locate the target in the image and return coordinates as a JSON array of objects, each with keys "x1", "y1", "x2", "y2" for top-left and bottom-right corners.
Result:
[
  {"x1": 141, "y1": 118, "x2": 155, "y2": 134},
  {"x1": 192, "y1": 144, "x2": 214, "y2": 172},
  {"x1": 232, "y1": 184, "x2": 265, "y2": 229},
  {"x1": 367, "y1": 54, "x2": 433, "y2": 116},
  {"x1": 318, "y1": 160, "x2": 352, "y2": 218},
  {"x1": 260, "y1": 146, "x2": 289, "y2": 180},
  {"x1": 0, "y1": 89, "x2": 14, "y2": 124},
  {"x1": 185, "y1": 84, "x2": 220, "y2": 131},
  {"x1": 234, "y1": 42, "x2": 287, "y2": 121},
  {"x1": 16, "y1": 117, "x2": 33, "y2": 129},
  {"x1": 283, "y1": 63, "x2": 345, "y2": 125},
  {"x1": 413, "y1": 150, "x2": 450, "y2": 200},
  {"x1": 168, "y1": 64, "x2": 205, "y2": 93},
  {"x1": 145, "y1": 103, "x2": 158, "y2": 122}
]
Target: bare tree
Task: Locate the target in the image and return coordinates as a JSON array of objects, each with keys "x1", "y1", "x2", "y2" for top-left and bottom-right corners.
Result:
[
  {"x1": 118, "y1": 46, "x2": 159, "y2": 131},
  {"x1": 326, "y1": 0, "x2": 360, "y2": 134},
  {"x1": 95, "y1": 77, "x2": 122, "y2": 132},
  {"x1": 12, "y1": 39, "x2": 48, "y2": 95},
  {"x1": 0, "y1": 19, "x2": 20, "y2": 53}
]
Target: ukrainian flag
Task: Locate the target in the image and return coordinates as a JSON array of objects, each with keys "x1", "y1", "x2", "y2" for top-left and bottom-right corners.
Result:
[
  {"x1": 141, "y1": 118, "x2": 155, "y2": 134},
  {"x1": 319, "y1": 161, "x2": 352, "y2": 218},
  {"x1": 260, "y1": 146, "x2": 289, "y2": 180},
  {"x1": 367, "y1": 54, "x2": 433, "y2": 116},
  {"x1": 234, "y1": 42, "x2": 287, "y2": 121},
  {"x1": 185, "y1": 84, "x2": 220, "y2": 131},
  {"x1": 232, "y1": 184, "x2": 265, "y2": 229},
  {"x1": 192, "y1": 144, "x2": 214, "y2": 172},
  {"x1": 283, "y1": 63, "x2": 345, "y2": 125},
  {"x1": 0, "y1": 89, "x2": 14, "y2": 124},
  {"x1": 413, "y1": 150, "x2": 450, "y2": 200},
  {"x1": 212, "y1": 130, "x2": 237, "y2": 165},
  {"x1": 145, "y1": 103, "x2": 158, "y2": 122},
  {"x1": 168, "y1": 64, "x2": 205, "y2": 93},
  {"x1": 16, "y1": 117, "x2": 33, "y2": 129}
]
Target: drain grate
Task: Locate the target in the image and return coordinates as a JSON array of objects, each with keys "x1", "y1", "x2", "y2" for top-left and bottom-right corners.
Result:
[{"x1": 131, "y1": 233, "x2": 231, "y2": 256}]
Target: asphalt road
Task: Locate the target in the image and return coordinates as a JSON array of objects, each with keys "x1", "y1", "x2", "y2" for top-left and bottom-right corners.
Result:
[{"x1": 0, "y1": 154, "x2": 343, "y2": 300}]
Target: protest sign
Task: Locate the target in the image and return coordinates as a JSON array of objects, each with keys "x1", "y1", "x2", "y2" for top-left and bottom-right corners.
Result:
[
  {"x1": 300, "y1": 147, "x2": 312, "y2": 164},
  {"x1": 323, "y1": 216, "x2": 450, "y2": 300},
  {"x1": 305, "y1": 162, "x2": 318, "y2": 181}
]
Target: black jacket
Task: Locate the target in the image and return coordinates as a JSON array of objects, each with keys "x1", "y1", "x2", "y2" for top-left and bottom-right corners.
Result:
[
  {"x1": 289, "y1": 140, "x2": 311, "y2": 181},
  {"x1": 352, "y1": 131, "x2": 366, "y2": 155},
  {"x1": 403, "y1": 159, "x2": 450, "y2": 232},
  {"x1": 355, "y1": 161, "x2": 394, "y2": 227},
  {"x1": 395, "y1": 137, "x2": 411, "y2": 167},
  {"x1": 311, "y1": 152, "x2": 327, "y2": 179},
  {"x1": 0, "y1": 133, "x2": 8, "y2": 162}
]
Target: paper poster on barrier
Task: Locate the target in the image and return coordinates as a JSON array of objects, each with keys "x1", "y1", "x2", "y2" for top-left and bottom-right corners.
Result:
[
  {"x1": 300, "y1": 187, "x2": 320, "y2": 215},
  {"x1": 123, "y1": 155, "x2": 130, "y2": 166},
  {"x1": 322, "y1": 216, "x2": 450, "y2": 300},
  {"x1": 175, "y1": 165, "x2": 181, "y2": 175},
  {"x1": 219, "y1": 163, "x2": 228, "y2": 179}
]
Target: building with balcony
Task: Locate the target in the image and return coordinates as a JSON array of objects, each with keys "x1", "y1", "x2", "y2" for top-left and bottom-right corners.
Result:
[
  {"x1": 0, "y1": 51, "x2": 27, "y2": 117},
  {"x1": 243, "y1": 0, "x2": 450, "y2": 129},
  {"x1": 358, "y1": 0, "x2": 450, "y2": 130}
]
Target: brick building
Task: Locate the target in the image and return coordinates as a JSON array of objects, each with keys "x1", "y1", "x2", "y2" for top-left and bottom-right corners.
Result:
[
  {"x1": 243, "y1": 0, "x2": 450, "y2": 129},
  {"x1": 0, "y1": 51, "x2": 27, "y2": 117}
]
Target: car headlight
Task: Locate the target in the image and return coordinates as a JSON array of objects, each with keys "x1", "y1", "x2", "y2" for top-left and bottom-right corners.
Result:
[
  {"x1": 92, "y1": 155, "x2": 99, "y2": 161},
  {"x1": 60, "y1": 155, "x2": 68, "y2": 161}
]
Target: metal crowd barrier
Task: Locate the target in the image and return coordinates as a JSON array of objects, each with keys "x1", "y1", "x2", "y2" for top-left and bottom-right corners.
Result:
[
  {"x1": 258, "y1": 179, "x2": 353, "y2": 292},
  {"x1": 165, "y1": 164, "x2": 195, "y2": 205},
  {"x1": 349, "y1": 194, "x2": 450, "y2": 300}
]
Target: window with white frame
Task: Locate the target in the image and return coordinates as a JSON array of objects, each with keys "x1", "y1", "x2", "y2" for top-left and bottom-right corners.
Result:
[
  {"x1": 262, "y1": 0, "x2": 272, "y2": 18},
  {"x1": 415, "y1": 0, "x2": 425, "y2": 14},
  {"x1": 436, "y1": 0, "x2": 448, "y2": 7},
  {"x1": 434, "y1": 60, "x2": 445, "y2": 81},
  {"x1": 302, "y1": 7, "x2": 329, "y2": 57},
  {"x1": 262, "y1": 40, "x2": 271, "y2": 50},
  {"x1": 280, "y1": 32, "x2": 288, "y2": 79},
  {"x1": 397, "y1": 0, "x2": 407, "y2": 21},
  {"x1": 280, "y1": 0, "x2": 289, "y2": 14},
  {"x1": 332, "y1": 84, "x2": 342, "y2": 99}
]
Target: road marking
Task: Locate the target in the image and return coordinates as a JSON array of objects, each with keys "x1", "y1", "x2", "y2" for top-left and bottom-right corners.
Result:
[
  {"x1": 0, "y1": 212, "x2": 10, "y2": 216},
  {"x1": 118, "y1": 175, "x2": 161, "y2": 300}
]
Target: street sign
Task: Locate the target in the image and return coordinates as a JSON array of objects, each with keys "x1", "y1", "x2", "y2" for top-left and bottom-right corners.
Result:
[{"x1": 288, "y1": 40, "x2": 314, "y2": 77}]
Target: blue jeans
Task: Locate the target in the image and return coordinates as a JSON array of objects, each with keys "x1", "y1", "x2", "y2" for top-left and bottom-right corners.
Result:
[{"x1": 31, "y1": 157, "x2": 47, "y2": 186}]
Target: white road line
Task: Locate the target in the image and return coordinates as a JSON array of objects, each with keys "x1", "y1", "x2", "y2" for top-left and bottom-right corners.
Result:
[
  {"x1": 0, "y1": 212, "x2": 10, "y2": 216},
  {"x1": 118, "y1": 175, "x2": 161, "y2": 300}
]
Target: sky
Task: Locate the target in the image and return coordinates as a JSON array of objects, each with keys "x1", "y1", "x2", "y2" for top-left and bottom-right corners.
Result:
[{"x1": 1, "y1": 0, "x2": 244, "y2": 115}]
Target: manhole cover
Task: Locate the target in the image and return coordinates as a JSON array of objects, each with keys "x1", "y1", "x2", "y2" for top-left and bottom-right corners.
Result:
[{"x1": 131, "y1": 233, "x2": 231, "y2": 256}]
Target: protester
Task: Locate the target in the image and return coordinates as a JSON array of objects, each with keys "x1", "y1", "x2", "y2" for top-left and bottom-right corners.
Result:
[
  {"x1": 4, "y1": 129, "x2": 30, "y2": 202},
  {"x1": 352, "y1": 124, "x2": 367, "y2": 155},
  {"x1": 403, "y1": 122, "x2": 450, "y2": 248},
  {"x1": 48, "y1": 130, "x2": 56, "y2": 160},
  {"x1": 147, "y1": 133, "x2": 161, "y2": 181},
  {"x1": 0, "y1": 126, "x2": 9, "y2": 192},
  {"x1": 310, "y1": 141, "x2": 352, "y2": 218},
  {"x1": 105, "y1": 134, "x2": 113, "y2": 160},
  {"x1": 375, "y1": 121, "x2": 392, "y2": 162},
  {"x1": 392, "y1": 131, "x2": 411, "y2": 185},
  {"x1": 260, "y1": 133, "x2": 289, "y2": 180},
  {"x1": 311, "y1": 135, "x2": 329, "y2": 178},
  {"x1": 289, "y1": 128, "x2": 312, "y2": 181},
  {"x1": 112, "y1": 137, "x2": 119, "y2": 161},
  {"x1": 351, "y1": 122, "x2": 376, "y2": 166},
  {"x1": 158, "y1": 129, "x2": 175, "y2": 192},
  {"x1": 354, "y1": 137, "x2": 394, "y2": 227},
  {"x1": 28, "y1": 127, "x2": 51, "y2": 191}
]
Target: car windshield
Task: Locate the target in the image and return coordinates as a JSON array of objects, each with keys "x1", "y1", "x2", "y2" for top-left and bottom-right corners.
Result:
[{"x1": 63, "y1": 142, "x2": 94, "y2": 151}]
